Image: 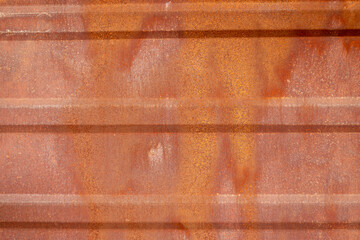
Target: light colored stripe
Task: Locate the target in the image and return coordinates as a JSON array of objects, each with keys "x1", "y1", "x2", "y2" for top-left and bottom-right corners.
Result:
[{"x1": 2, "y1": 194, "x2": 360, "y2": 205}]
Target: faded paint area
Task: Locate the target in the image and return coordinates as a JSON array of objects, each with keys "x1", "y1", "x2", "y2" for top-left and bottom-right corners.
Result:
[
  {"x1": 1, "y1": 1, "x2": 360, "y2": 240},
  {"x1": 286, "y1": 38, "x2": 360, "y2": 97},
  {"x1": 64, "y1": 8, "x2": 183, "y2": 240},
  {"x1": 148, "y1": 143, "x2": 164, "y2": 170}
]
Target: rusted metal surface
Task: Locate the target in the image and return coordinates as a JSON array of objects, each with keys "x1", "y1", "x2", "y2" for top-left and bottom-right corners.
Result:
[{"x1": 1, "y1": 1, "x2": 360, "y2": 239}]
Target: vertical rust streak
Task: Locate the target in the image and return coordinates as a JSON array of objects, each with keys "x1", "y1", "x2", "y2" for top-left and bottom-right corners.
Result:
[
  {"x1": 217, "y1": 38, "x2": 259, "y2": 240},
  {"x1": 177, "y1": 38, "x2": 218, "y2": 239},
  {"x1": 68, "y1": 5, "x2": 114, "y2": 240}
]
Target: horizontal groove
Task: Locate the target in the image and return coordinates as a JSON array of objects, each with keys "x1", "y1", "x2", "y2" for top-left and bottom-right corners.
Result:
[
  {"x1": 1, "y1": 124, "x2": 360, "y2": 133},
  {"x1": 2, "y1": 0, "x2": 356, "y2": 5},
  {"x1": 3, "y1": 194, "x2": 360, "y2": 205},
  {"x1": 1, "y1": 30, "x2": 360, "y2": 40},
  {"x1": 2, "y1": 97, "x2": 360, "y2": 108},
  {"x1": 2, "y1": 194, "x2": 360, "y2": 227},
  {"x1": 1, "y1": 98, "x2": 359, "y2": 126},
  {"x1": 1, "y1": 2, "x2": 359, "y2": 35},
  {"x1": 1, "y1": 222, "x2": 360, "y2": 230},
  {"x1": 2, "y1": 0, "x2": 358, "y2": 4},
  {"x1": 1, "y1": 2, "x2": 359, "y2": 13}
]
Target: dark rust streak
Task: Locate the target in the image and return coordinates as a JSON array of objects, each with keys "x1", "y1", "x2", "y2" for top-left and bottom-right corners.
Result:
[
  {"x1": 1, "y1": 125, "x2": 360, "y2": 133},
  {"x1": 1, "y1": 30, "x2": 360, "y2": 41}
]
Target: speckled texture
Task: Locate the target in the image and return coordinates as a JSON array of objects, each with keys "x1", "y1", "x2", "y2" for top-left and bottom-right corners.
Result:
[{"x1": 1, "y1": 1, "x2": 360, "y2": 240}]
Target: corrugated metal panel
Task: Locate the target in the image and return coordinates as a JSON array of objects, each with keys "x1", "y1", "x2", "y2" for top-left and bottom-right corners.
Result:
[{"x1": 1, "y1": 1, "x2": 360, "y2": 239}]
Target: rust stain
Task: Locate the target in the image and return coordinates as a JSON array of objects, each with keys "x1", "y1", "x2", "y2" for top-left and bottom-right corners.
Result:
[
  {"x1": 2, "y1": 1, "x2": 360, "y2": 240},
  {"x1": 65, "y1": 5, "x2": 183, "y2": 240}
]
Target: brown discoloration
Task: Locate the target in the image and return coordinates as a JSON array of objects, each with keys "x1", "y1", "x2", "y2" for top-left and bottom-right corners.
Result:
[
  {"x1": 66, "y1": 7, "x2": 183, "y2": 240},
  {"x1": 1, "y1": 1, "x2": 360, "y2": 240},
  {"x1": 175, "y1": 37, "x2": 262, "y2": 238}
]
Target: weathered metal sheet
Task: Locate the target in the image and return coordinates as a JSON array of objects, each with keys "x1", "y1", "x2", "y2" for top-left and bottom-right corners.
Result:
[{"x1": 1, "y1": 1, "x2": 360, "y2": 239}]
